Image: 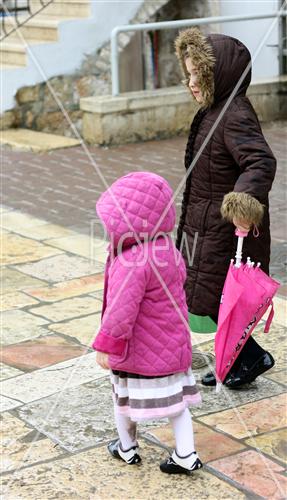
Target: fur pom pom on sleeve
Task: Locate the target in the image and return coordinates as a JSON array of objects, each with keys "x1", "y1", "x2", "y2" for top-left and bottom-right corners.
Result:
[{"x1": 221, "y1": 192, "x2": 264, "y2": 226}]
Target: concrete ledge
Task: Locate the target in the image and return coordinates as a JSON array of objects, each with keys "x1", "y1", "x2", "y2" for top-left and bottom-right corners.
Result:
[
  {"x1": 80, "y1": 87, "x2": 194, "y2": 114},
  {"x1": 80, "y1": 76, "x2": 287, "y2": 146}
]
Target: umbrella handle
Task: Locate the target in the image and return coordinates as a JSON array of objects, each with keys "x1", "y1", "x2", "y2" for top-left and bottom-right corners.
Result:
[{"x1": 235, "y1": 229, "x2": 248, "y2": 268}]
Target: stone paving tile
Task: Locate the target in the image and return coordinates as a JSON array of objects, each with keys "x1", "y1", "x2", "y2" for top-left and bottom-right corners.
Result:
[
  {"x1": 1, "y1": 442, "x2": 245, "y2": 500},
  {"x1": 30, "y1": 296, "x2": 102, "y2": 322},
  {"x1": 25, "y1": 274, "x2": 104, "y2": 302},
  {"x1": 1, "y1": 233, "x2": 63, "y2": 266},
  {"x1": 1, "y1": 324, "x2": 51, "y2": 347},
  {"x1": 252, "y1": 324, "x2": 287, "y2": 371},
  {"x1": 88, "y1": 289, "x2": 104, "y2": 300},
  {"x1": 1, "y1": 334, "x2": 89, "y2": 372},
  {"x1": 144, "y1": 421, "x2": 246, "y2": 463},
  {"x1": 0, "y1": 363, "x2": 24, "y2": 381},
  {"x1": 1, "y1": 352, "x2": 105, "y2": 405},
  {"x1": 245, "y1": 428, "x2": 287, "y2": 463},
  {"x1": 0, "y1": 205, "x2": 13, "y2": 214},
  {"x1": 1, "y1": 413, "x2": 65, "y2": 473},
  {"x1": 48, "y1": 313, "x2": 101, "y2": 347},
  {"x1": 1, "y1": 211, "x2": 47, "y2": 231},
  {"x1": 1, "y1": 395, "x2": 23, "y2": 412},
  {"x1": 14, "y1": 253, "x2": 104, "y2": 283},
  {"x1": 191, "y1": 331, "x2": 216, "y2": 347},
  {"x1": 1, "y1": 310, "x2": 49, "y2": 345},
  {"x1": 45, "y1": 234, "x2": 108, "y2": 263},
  {"x1": 265, "y1": 370, "x2": 287, "y2": 386},
  {"x1": 1, "y1": 268, "x2": 46, "y2": 292},
  {"x1": 209, "y1": 449, "x2": 287, "y2": 499},
  {"x1": 272, "y1": 297, "x2": 287, "y2": 327},
  {"x1": 15, "y1": 378, "x2": 170, "y2": 453},
  {"x1": 198, "y1": 394, "x2": 287, "y2": 439},
  {"x1": 192, "y1": 369, "x2": 285, "y2": 418},
  {"x1": 11, "y1": 223, "x2": 77, "y2": 241},
  {"x1": 0, "y1": 291, "x2": 39, "y2": 312},
  {"x1": 16, "y1": 377, "x2": 114, "y2": 452}
]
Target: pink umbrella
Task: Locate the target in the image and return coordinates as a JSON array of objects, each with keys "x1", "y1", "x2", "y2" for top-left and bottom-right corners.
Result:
[{"x1": 215, "y1": 230, "x2": 280, "y2": 391}]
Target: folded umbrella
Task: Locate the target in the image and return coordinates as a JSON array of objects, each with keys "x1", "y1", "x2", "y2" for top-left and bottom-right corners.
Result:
[{"x1": 215, "y1": 230, "x2": 280, "y2": 391}]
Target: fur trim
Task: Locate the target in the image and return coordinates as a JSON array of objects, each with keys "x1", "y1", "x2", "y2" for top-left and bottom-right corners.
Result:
[
  {"x1": 174, "y1": 28, "x2": 215, "y2": 108},
  {"x1": 221, "y1": 192, "x2": 264, "y2": 226}
]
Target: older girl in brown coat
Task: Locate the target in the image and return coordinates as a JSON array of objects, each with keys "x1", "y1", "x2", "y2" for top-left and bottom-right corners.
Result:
[{"x1": 175, "y1": 28, "x2": 276, "y2": 388}]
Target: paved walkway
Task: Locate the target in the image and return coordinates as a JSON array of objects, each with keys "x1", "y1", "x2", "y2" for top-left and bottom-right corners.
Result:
[{"x1": 1, "y1": 121, "x2": 287, "y2": 499}]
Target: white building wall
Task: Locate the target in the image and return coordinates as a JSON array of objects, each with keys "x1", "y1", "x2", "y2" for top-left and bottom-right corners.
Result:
[{"x1": 219, "y1": 0, "x2": 280, "y2": 81}]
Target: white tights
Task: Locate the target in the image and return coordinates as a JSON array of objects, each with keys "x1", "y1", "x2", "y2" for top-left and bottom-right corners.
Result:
[{"x1": 114, "y1": 408, "x2": 195, "y2": 456}]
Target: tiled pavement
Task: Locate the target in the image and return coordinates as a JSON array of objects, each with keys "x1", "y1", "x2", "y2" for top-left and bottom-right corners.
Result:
[{"x1": 1, "y1": 121, "x2": 287, "y2": 499}]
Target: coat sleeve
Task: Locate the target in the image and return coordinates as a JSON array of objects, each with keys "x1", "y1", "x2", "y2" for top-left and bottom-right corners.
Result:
[
  {"x1": 223, "y1": 105, "x2": 276, "y2": 199},
  {"x1": 92, "y1": 249, "x2": 150, "y2": 356}
]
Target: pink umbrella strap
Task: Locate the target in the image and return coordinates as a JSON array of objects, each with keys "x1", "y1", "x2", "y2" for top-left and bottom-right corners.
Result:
[{"x1": 264, "y1": 301, "x2": 275, "y2": 333}]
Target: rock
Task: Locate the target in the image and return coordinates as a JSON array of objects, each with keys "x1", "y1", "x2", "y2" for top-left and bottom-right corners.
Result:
[
  {"x1": 16, "y1": 85, "x2": 40, "y2": 104},
  {"x1": 0, "y1": 111, "x2": 16, "y2": 130}
]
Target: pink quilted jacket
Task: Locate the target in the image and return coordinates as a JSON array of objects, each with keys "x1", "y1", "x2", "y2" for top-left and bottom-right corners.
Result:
[{"x1": 92, "y1": 172, "x2": 192, "y2": 376}]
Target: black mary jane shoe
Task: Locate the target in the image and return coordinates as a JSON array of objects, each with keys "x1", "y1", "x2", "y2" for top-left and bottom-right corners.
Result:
[
  {"x1": 107, "y1": 439, "x2": 141, "y2": 465},
  {"x1": 201, "y1": 371, "x2": 217, "y2": 386},
  {"x1": 225, "y1": 352, "x2": 275, "y2": 389},
  {"x1": 160, "y1": 451, "x2": 203, "y2": 475}
]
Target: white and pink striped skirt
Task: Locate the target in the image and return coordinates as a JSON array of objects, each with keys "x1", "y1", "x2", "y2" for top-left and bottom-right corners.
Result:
[{"x1": 110, "y1": 368, "x2": 201, "y2": 422}]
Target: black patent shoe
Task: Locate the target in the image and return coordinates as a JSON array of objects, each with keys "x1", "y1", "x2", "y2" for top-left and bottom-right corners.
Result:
[
  {"x1": 225, "y1": 352, "x2": 275, "y2": 389},
  {"x1": 107, "y1": 439, "x2": 141, "y2": 465},
  {"x1": 160, "y1": 451, "x2": 202, "y2": 475},
  {"x1": 201, "y1": 371, "x2": 216, "y2": 386}
]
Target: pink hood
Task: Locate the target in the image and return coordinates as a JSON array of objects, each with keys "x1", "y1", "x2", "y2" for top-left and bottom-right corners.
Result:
[{"x1": 96, "y1": 171, "x2": 176, "y2": 247}]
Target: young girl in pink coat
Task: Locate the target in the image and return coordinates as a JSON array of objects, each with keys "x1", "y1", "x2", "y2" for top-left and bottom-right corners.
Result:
[{"x1": 92, "y1": 171, "x2": 202, "y2": 475}]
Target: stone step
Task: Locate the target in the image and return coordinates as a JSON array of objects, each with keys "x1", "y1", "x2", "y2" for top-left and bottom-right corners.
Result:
[
  {"x1": 2, "y1": 15, "x2": 62, "y2": 41},
  {"x1": 0, "y1": 41, "x2": 27, "y2": 66},
  {"x1": 0, "y1": 63, "x2": 24, "y2": 70},
  {"x1": 30, "y1": 0, "x2": 91, "y2": 18},
  {"x1": 0, "y1": 128, "x2": 81, "y2": 152}
]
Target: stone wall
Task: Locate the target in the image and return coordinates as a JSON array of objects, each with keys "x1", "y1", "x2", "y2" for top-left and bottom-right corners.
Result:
[{"x1": 0, "y1": 74, "x2": 108, "y2": 136}]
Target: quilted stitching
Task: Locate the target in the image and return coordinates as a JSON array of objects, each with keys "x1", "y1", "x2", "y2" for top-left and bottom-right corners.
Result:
[
  {"x1": 93, "y1": 172, "x2": 191, "y2": 376},
  {"x1": 96, "y1": 172, "x2": 176, "y2": 246}
]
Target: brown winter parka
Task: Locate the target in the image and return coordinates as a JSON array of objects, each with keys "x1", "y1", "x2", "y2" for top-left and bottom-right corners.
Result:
[{"x1": 175, "y1": 29, "x2": 276, "y2": 318}]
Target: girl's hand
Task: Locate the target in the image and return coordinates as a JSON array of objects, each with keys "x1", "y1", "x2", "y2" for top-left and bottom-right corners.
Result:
[
  {"x1": 96, "y1": 351, "x2": 110, "y2": 370},
  {"x1": 233, "y1": 217, "x2": 251, "y2": 233}
]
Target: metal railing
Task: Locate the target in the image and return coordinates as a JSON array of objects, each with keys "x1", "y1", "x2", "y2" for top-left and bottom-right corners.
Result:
[
  {"x1": 111, "y1": 10, "x2": 287, "y2": 96},
  {"x1": 0, "y1": 0, "x2": 54, "y2": 41}
]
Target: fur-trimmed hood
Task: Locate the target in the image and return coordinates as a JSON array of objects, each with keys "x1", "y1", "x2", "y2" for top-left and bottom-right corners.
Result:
[{"x1": 175, "y1": 28, "x2": 252, "y2": 108}]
